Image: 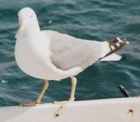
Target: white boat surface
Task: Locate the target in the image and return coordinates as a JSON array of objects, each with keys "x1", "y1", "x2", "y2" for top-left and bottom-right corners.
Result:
[{"x1": 0, "y1": 97, "x2": 139, "y2": 122}]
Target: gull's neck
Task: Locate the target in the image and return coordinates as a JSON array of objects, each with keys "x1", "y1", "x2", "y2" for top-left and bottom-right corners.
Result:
[
  {"x1": 26, "y1": 20, "x2": 40, "y2": 34},
  {"x1": 17, "y1": 20, "x2": 40, "y2": 39}
]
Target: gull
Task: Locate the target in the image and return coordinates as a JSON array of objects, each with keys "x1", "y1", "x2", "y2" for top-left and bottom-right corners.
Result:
[{"x1": 15, "y1": 7, "x2": 129, "y2": 106}]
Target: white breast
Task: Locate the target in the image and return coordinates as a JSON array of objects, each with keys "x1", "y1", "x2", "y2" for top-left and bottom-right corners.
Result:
[
  {"x1": 15, "y1": 33, "x2": 50, "y2": 79},
  {"x1": 15, "y1": 31, "x2": 82, "y2": 81}
]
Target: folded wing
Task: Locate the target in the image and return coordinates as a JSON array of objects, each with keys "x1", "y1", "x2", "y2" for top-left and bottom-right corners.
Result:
[{"x1": 42, "y1": 30, "x2": 118, "y2": 70}]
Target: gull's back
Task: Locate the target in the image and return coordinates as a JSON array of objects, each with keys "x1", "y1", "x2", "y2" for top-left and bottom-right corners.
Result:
[{"x1": 44, "y1": 30, "x2": 106, "y2": 70}]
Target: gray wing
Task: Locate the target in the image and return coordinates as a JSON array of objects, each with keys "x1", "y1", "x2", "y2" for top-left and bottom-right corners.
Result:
[{"x1": 42, "y1": 30, "x2": 103, "y2": 70}]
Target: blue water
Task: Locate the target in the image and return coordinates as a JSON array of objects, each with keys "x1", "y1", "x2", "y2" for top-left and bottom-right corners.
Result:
[{"x1": 0, "y1": 0, "x2": 140, "y2": 106}]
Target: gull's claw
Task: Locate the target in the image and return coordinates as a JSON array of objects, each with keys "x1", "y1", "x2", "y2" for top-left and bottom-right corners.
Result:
[{"x1": 20, "y1": 101, "x2": 42, "y2": 107}]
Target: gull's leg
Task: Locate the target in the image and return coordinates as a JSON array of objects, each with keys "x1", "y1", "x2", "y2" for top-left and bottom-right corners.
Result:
[
  {"x1": 53, "y1": 77, "x2": 77, "y2": 117},
  {"x1": 22, "y1": 80, "x2": 49, "y2": 106},
  {"x1": 69, "y1": 77, "x2": 77, "y2": 101},
  {"x1": 54, "y1": 77, "x2": 77, "y2": 104},
  {"x1": 36, "y1": 80, "x2": 49, "y2": 104}
]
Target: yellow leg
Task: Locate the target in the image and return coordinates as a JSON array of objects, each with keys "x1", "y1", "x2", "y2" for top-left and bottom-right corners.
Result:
[
  {"x1": 36, "y1": 80, "x2": 49, "y2": 104},
  {"x1": 21, "y1": 80, "x2": 49, "y2": 106},
  {"x1": 53, "y1": 77, "x2": 77, "y2": 116},
  {"x1": 69, "y1": 77, "x2": 77, "y2": 101},
  {"x1": 54, "y1": 77, "x2": 77, "y2": 104}
]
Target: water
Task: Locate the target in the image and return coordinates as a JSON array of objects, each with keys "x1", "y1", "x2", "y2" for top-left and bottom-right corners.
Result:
[{"x1": 0, "y1": 0, "x2": 140, "y2": 106}]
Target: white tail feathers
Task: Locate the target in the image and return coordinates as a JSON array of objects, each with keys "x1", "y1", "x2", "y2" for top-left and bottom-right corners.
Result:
[{"x1": 100, "y1": 54, "x2": 122, "y2": 61}]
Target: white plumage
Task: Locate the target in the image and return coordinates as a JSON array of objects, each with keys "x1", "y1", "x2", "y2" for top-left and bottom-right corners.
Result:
[{"x1": 15, "y1": 7, "x2": 128, "y2": 106}]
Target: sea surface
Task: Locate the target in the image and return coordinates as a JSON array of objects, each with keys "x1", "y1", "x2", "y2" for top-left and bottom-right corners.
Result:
[{"x1": 0, "y1": 0, "x2": 140, "y2": 106}]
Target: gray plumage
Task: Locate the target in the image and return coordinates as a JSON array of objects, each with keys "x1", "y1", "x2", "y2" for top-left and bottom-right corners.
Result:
[{"x1": 43, "y1": 30, "x2": 105, "y2": 70}]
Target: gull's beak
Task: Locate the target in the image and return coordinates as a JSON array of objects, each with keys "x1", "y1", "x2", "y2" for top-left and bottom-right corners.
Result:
[{"x1": 18, "y1": 24, "x2": 25, "y2": 32}]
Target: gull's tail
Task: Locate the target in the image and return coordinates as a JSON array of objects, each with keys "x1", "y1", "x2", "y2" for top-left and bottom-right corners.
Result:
[
  {"x1": 100, "y1": 37, "x2": 129, "y2": 62},
  {"x1": 100, "y1": 53, "x2": 122, "y2": 61}
]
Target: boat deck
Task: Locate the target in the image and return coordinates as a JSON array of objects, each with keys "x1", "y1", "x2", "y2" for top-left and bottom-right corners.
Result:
[{"x1": 0, "y1": 97, "x2": 139, "y2": 122}]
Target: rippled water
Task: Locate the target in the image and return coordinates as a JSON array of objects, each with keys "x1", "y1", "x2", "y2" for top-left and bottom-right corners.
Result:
[{"x1": 0, "y1": 0, "x2": 140, "y2": 106}]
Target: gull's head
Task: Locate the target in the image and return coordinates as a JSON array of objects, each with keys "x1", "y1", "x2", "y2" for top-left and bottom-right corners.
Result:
[
  {"x1": 17, "y1": 7, "x2": 40, "y2": 33},
  {"x1": 18, "y1": 7, "x2": 36, "y2": 19}
]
